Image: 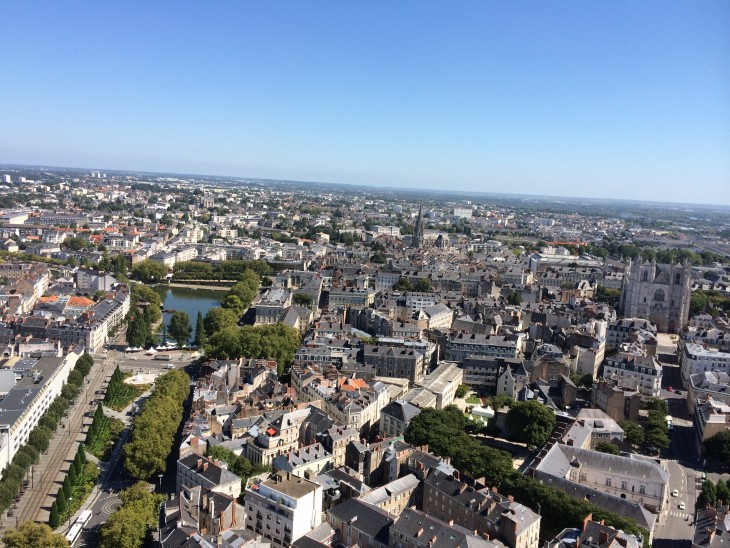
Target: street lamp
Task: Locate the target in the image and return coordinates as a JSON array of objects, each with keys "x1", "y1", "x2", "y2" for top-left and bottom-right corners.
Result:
[
  {"x1": 158, "y1": 473, "x2": 164, "y2": 491},
  {"x1": 68, "y1": 497, "x2": 73, "y2": 528}
]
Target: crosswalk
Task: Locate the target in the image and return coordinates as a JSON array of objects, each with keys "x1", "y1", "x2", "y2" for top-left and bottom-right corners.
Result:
[{"x1": 667, "y1": 510, "x2": 691, "y2": 519}]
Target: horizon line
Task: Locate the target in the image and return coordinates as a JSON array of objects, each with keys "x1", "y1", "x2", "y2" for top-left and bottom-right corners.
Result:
[{"x1": 1, "y1": 161, "x2": 729, "y2": 210}]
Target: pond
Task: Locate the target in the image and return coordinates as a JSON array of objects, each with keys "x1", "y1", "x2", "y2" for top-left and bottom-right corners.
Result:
[{"x1": 153, "y1": 285, "x2": 225, "y2": 341}]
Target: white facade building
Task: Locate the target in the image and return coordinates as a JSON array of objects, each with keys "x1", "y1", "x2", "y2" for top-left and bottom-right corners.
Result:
[
  {"x1": 245, "y1": 473, "x2": 322, "y2": 546},
  {"x1": 680, "y1": 341, "x2": 730, "y2": 386}
]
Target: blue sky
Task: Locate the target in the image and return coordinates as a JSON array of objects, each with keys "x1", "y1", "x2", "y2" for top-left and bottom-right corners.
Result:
[{"x1": 1, "y1": 2, "x2": 728, "y2": 203}]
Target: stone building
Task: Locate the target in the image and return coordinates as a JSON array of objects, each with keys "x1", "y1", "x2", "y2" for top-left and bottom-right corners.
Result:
[{"x1": 619, "y1": 260, "x2": 691, "y2": 333}]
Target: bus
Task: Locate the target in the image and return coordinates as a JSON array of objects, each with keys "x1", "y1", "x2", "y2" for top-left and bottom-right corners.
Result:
[{"x1": 65, "y1": 510, "x2": 92, "y2": 546}]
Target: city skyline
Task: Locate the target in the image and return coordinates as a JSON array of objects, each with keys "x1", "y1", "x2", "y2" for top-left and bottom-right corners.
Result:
[{"x1": 1, "y1": 2, "x2": 729, "y2": 204}]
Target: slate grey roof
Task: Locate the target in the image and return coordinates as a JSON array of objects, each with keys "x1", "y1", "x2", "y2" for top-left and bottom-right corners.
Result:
[
  {"x1": 327, "y1": 498, "x2": 392, "y2": 543},
  {"x1": 381, "y1": 400, "x2": 422, "y2": 423},
  {"x1": 536, "y1": 443, "x2": 668, "y2": 485},
  {"x1": 390, "y1": 507, "x2": 501, "y2": 548}
]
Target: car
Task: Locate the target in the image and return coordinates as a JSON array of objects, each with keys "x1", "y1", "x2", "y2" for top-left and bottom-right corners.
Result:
[
  {"x1": 679, "y1": 501, "x2": 686, "y2": 510},
  {"x1": 668, "y1": 386, "x2": 674, "y2": 392},
  {"x1": 165, "y1": 363, "x2": 175, "y2": 369},
  {"x1": 675, "y1": 390, "x2": 682, "y2": 395},
  {"x1": 671, "y1": 489, "x2": 679, "y2": 497}
]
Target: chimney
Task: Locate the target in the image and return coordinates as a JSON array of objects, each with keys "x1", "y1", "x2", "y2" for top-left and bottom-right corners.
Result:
[
  {"x1": 203, "y1": 463, "x2": 208, "y2": 472},
  {"x1": 508, "y1": 495, "x2": 514, "y2": 502},
  {"x1": 583, "y1": 513, "x2": 592, "y2": 531},
  {"x1": 448, "y1": 520, "x2": 454, "y2": 526},
  {"x1": 599, "y1": 532, "x2": 609, "y2": 544},
  {"x1": 417, "y1": 528, "x2": 424, "y2": 537},
  {"x1": 196, "y1": 458, "x2": 203, "y2": 470}
]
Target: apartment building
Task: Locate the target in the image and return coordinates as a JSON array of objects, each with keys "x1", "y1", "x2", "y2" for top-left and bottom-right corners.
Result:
[
  {"x1": 245, "y1": 473, "x2": 323, "y2": 547},
  {"x1": 446, "y1": 332, "x2": 523, "y2": 363},
  {"x1": 602, "y1": 352, "x2": 662, "y2": 398},
  {"x1": 680, "y1": 341, "x2": 730, "y2": 386},
  {"x1": 422, "y1": 469, "x2": 541, "y2": 548},
  {"x1": 0, "y1": 352, "x2": 78, "y2": 471},
  {"x1": 380, "y1": 400, "x2": 421, "y2": 438},
  {"x1": 693, "y1": 397, "x2": 730, "y2": 456},
  {"x1": 176, "y1": 454, "x2": 242, "y2": 499}
]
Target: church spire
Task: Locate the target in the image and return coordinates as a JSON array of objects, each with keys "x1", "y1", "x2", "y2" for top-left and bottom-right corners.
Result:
[{"x1": 412, "y1": 205, "x2": 424, "y2": 248}]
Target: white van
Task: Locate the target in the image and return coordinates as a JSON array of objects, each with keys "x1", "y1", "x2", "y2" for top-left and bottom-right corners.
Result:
[{"x1": 165, "y1": 363, "x2": 175, "y2": 370}]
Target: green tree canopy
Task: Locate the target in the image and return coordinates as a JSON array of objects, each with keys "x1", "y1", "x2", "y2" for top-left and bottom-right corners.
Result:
[
  {"x1": 203, "y1": 307, "x2": 239, "y2": 336},
  {"x1": 595, "y1": 441, "x2": 620, "y2": 455},
  {"x1": 506, "y1": 401, "x2": 556, "y2": 448},
  {"x1": 704, "y1": 431, "x2": 730, "y2": 464},
  {"x1": 124, "y1": 370, "x2": 190, "y2": 479},
  {"x1": 204, "y1": 323, "x2": 301, "y2": 375},
  {"x1": 99, "y1": 482, "x2": 165, "y2": 548},
  {"x1": 130, "y1": 259, "x2": 168, "y2": 283},
  {"x1": 194, "y1": 311, "x2": 205, "y2": 347},
  {"x1": 292, "y1": 293, "x2": 314, "y2": 307},
  {"x1": 2, "y1": 521, "x2": 68, "y2": 548},
  {"x1": 168, "y1": 311, "x2": 192, "y2": 346},
  {"x1": 619, "y1": 420, "x2": 645, "y2": 447}
]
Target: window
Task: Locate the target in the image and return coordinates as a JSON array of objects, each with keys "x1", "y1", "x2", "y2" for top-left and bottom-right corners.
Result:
[
  {"x1": 654, "y1": 289, "x2": 665, "y2": 302},
  {"x1": 606, "y1": 478, "x2": 612, "y2": 487},
  {"x1": 621, "y1": 481, "x2": 627, "y2": 490},
  {"x1": 642, "y1": 271, "x2": 648, "y2": 282},
  {"x1": 639, "y1": 485, "x2": 645, "y2": 494},
  {"x1": 675, "y1": 273, "x2": 681, "y2": 285}
]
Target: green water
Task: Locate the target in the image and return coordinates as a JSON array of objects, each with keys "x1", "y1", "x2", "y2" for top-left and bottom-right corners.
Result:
[{"x1": 153, "y1": 285, "x2": 225, "y2": 342}]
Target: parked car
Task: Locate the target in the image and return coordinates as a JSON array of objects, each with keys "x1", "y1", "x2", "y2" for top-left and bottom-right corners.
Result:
[
  {"x1": 679, "y1": 501, "x2": 686, "y2": 510},
  {"x1": 672, "y1": 489, "x2": 679, "y2": 497}
]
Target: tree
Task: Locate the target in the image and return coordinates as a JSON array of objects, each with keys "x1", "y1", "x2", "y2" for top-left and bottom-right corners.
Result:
[
  {"x1": 690, "y1": 291, "x2": 709, "y2": 316},
  {"x1": 168, "y1": 311, "x2": 192, "y2": 346},
  {"x1": 67, "y1": 462, "x2": 78, "y2": 486},
  {"x1": 506, "y1": 291, "x2": 522, "y2": 305},
  {"x1": 203, "y1": 307, "x2": 238, "y2": 336},
  {"x1": 55, "y1": 488, "x2": 67, "y2": 516},
  {"x1": 619, "y1": 420, "x2": 645, "y2": 447},
  {"x1": 130, "y1": 284, "x2": 162, "y2": 324},
  {"x1": 413, "y1": 278, "x2": 432, "y2": 292},
  {"x1": 455, "y1": 384, "x2": 469, "y2": 398},
  {"x1": 704, "y1": 431, "x2": 730, "y2": 465},
  {"x1": 124, "y1": 371, "x2": 190, "y2": 479},
  {"x1": 2, "y1": 521, "x2": 68, "y2": 548},
  {"x1": 696, "y1": 480, "x2": 717, "y2": 510},
  {"x1": 48, "y1": 500, "x2": 61, "y2": 529},
  {"x1": 126, "y1": 312, "x2": 148, "y2": 348},
  {"x1": 28, "y1": 426, "x2": 52, "y2": 453},
  {"x1": 221, "y1": 294, "x2": 245, "y2": 313},
  {"x1": 595, "y1": 441, "x2": 620, "y2": 455},
  {"x1": 292, "y1": 293, "x2": 314, "y2": 307},
  {"x1": 130, "y1": 259, "x2": 168, "y2": 283},
  {"x1": 645, "y1": 398, "x2": 669, "y2": 416},
  {"x1": 716, "y1": 479, "x2": 730, "y2": 506},
  {"x1": 62, "y1": 476, "x2": 72, "y2": 500},
  {"x1": 194, "y1": 311, "x2": 205, "y2": 347},
  {"x1": 644, "y1": 425, "x2": 669, "y2": 451},
  {"x1": 393, "y1": 278, "x2": 412, "y2": 291},
  {"x1": 506, "y1": 401, "x2": 556, "y2": 448}
]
